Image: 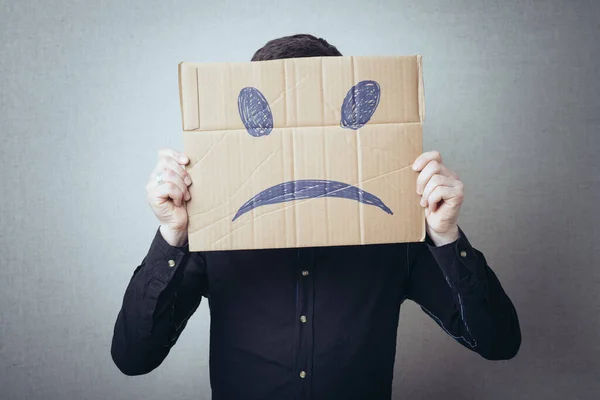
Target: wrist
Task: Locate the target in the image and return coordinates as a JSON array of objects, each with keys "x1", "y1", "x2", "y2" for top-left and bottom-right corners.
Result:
[
  {"x1": 427, "y1": 224, "x2": 460, "y2": 247},
  {"x1": 160, "y1": 225, "x2": 188, "y2": 248}
]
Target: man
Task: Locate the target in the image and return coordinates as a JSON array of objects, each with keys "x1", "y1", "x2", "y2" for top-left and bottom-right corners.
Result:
[{"x1": 111, "y1": 34, "x2": 521, "y2": 400}]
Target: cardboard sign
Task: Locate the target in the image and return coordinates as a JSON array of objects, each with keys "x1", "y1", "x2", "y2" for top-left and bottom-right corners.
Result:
[{"x1": 179, "y1": 55, "x2": 425, "y2": 251}]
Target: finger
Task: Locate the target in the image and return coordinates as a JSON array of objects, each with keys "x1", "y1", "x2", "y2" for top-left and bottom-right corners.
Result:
[
  {"x1": 155, "y1": 168, "x2": 190, "y2": 201},
  {"x1": 154, "y1": 182, "x2": 185, "y2": 207},
  {"x1": 416, "y1": 160, "x2": 459, "y2": 194},
  {"x1": 416, "y1": 160, "x2": 441, "y2": 194},
  {"x1": 156, "y1": 156, "x2": 193, "y2": 187},
  {"x1": 427, "y1": 185, "x2": 463, "y2": 213},
  {"x1": 420, "y1": 174, "x2": 456, "y2": 207},
  {"x1": 426, "y1": 185, "x2": 454, "y2": 213},
  {"x1": 158, "y1": 147, "x2": 189, "y2": 165},
  {"x1": 412, "y1": 150, "x2": 442, "y2": 172}
]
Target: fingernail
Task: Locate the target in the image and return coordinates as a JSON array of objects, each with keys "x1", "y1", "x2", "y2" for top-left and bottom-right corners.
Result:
[
  {"x1": 412, "y1": 163, "x2": 418, "y2": 171},
  {"x1": 185, "y1": 192, "x2": 191, "y2": 201},
  {"x1": 180, "y1": 156, "x2": 188, "y2": 163},
  {"x1": 184, "y1": 176, "x2": 192, "y2": 185}
]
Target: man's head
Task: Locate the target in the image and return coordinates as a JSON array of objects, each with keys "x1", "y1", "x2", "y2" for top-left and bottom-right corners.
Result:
[{"x1": 251, "y1": 34, "x2": 342, "y2": 62}]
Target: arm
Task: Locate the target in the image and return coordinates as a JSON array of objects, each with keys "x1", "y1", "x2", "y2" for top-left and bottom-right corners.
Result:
[
  {"x1": 406, "y1": 228, "x2": 521, "y2": 360},
  {"x1": 110, "y1": 226, "x2": 207, "y2": 375},
  {"x1": 408, "y1": 151, "x2": 521, "y2": 359}
]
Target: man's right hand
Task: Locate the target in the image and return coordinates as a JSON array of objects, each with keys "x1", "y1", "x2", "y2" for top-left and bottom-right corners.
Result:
[{"x1": 146, "y1": 148, "x2": 192, "y2": 247}]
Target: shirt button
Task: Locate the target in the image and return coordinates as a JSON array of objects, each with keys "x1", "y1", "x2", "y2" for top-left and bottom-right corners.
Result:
[
  {"x1": 300, "y1": 315, "x2": 307, "y2": 323},
  {"x1": 168, "y1": 259, "x2": 176, "y2": 267},
  {"x1": 299, "y1": 371, "x2": 307, "y2": 379},
  {"x1": 460, "y1": 250, "x2": 467, "y2": 258},
  {"x1": 302, "y1": 270, "x2": 309, "y2": 277}
]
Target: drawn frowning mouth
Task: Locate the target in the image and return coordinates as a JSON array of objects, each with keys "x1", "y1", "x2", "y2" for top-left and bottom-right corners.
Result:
[
  {"x1": 233, "y1": 80, "x2": 393, "y2": 222},
  {"x1": 232, "y1": 179, "x2": 393, "y2": 221}
]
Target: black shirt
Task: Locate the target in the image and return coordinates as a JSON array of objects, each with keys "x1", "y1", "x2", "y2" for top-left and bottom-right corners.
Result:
[{"x1": 111, "y1": 226, "x2": 521, "y2": 400}]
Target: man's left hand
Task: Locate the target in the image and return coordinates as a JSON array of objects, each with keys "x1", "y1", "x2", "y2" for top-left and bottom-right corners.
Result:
[{"x1": 412, "y1": 151, "x2": 463, "y2": 246}]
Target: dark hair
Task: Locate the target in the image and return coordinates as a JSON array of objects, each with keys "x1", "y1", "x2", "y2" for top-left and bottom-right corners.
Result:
[{"x1": 251, "y1": 34, "x2": 342, "y2": 61}]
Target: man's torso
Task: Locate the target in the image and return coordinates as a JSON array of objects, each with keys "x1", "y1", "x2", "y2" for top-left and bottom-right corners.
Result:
[{"x1": 201, "y1": 242, "x2": 415, "y2": 400}]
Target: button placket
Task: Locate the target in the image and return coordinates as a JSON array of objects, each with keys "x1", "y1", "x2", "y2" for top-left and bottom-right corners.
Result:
[{"x1": 294, "y1": 248, "x2": 315, "y2": 393}]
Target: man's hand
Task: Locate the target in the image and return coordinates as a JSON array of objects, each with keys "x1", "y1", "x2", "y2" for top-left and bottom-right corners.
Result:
[
  {"x1": 412, "y1": 151, "x2": 462, "y2": 246},
  {"x1": 146, "y1": 148, "x2": 193, "y2": 247}
]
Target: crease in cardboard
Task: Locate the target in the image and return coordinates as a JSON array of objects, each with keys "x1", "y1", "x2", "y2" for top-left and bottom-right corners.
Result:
[
  {"x1": 322, "y1": 128, "x2": 330, "y2": 242},
  {"x1": 351, "y1": 54, "x2": 365, "y2": 243},
  {"x1": 283, "y1": 129, "x2": 295, "y2": 247},
  {"x1": 320, "y1": 57, "x2": 325, "y2": 126},
  {"x1": 360, "y1": 145, "x2": 414, "y2": 162},
  {"x1": 380, "y1": 172, "x2": 408, "y2": 192},
  {"x1": 229, "y1": 149, "x2": 282, "y2": 199},
  {"x1": 324, "y1": 100, "x2": 338, "y2": 118},
  {"x1": 355, "y1": 130, "x2": 364, "y2": 244},
  {"x1": 187, "y1": 133, "x2": 228, "y2": 170},
  {"x1": 280, "y1": 136, "x2": 289, "y2": 247},
  {"x1": 294, "y1": 64, "x2": 300, "y2": 138},
  {"x1": 285, "y1": 75, "x2": 310, "y2": 96},
  {"x1": 187, "y1": 149, "x2": 285, "y2": 225},
  {"x1": 282, "y1": 62, "x2": 288, "y2": 127},
  {"x1": 268, "y1": 89, "x2": 287, "y2": 108},
  {"x1": 188, "y1": 202, "x2": 228, "y2": 220},
  {"x1": 292, "y1": 126, "x2": 299, "y2": 248},
  {"x1": 185, "y1": 120, "x2": 422, "y2": 132}
]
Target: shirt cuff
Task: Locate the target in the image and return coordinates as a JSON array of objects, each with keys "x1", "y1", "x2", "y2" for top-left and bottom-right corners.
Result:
[
  {"x1": 144, "y1": 226, "x2": 190, "y2": 283},
  {"x1": 426, "y1": 226, "x2": 484, "y2": 292}
]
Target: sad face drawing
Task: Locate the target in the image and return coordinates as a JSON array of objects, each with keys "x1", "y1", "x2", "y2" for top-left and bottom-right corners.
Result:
[{"x1": 233, "y1": 80, "x2": 393, "y2": 221}]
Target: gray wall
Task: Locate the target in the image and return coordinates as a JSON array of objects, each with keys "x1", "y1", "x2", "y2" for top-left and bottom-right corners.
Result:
[{"x1": 1, "y1": 0, "x2": 598, "y2": 399}]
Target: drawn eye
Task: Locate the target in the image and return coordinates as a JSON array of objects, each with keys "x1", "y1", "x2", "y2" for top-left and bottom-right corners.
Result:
[
  {"x1": 340, "y1": 80, "x2": 381, "y2": 130},
  {"x1": 238, "y1": 87, "x2": 273, "y2": 137}
]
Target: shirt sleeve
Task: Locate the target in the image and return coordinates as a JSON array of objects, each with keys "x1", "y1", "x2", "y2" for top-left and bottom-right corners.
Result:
[
  {"x1": 406, "y1": 226, "x2": 521, "y2": 360},
  {"x1": 111, "y1": 226, "x2": 208, "y2": 375}
]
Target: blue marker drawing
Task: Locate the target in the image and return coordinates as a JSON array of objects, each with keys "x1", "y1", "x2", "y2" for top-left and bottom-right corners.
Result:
[
  {"x1": 233, "y1": 82, "x2": 391, "y2": 223},
  {"x1": 340, "y1": 80, "x2": 381, "y2": 130},
  {"x1": 232, "y1": 179, "x2": 393, "y2": 221},
  {"x1": 238, "y1": 87, "x2": 273, "y2": 137}
]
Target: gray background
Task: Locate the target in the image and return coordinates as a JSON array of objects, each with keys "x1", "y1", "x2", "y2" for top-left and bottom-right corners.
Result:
[{"x1": 1, "y1": 0, "x2": 599, "y2": 399}]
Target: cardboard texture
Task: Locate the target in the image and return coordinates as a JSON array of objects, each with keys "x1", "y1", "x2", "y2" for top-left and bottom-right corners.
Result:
[{"x1": 179, "y1": 55, "x2": 425, "y2": 251}]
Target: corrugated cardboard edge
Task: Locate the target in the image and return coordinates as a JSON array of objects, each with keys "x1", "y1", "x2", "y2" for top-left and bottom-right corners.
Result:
[
  {"x1": 417, "y1": 55, "x2": 426, "y2": 242},
  {"x1": 178, "y1": 62, "x2": 199, "y2": 131},
  {"x1": 417, "y1": 55, "x2": 425, "y2": 123},
  {"x1": 178, "y1": 62, "x2": 184, "y2": 130}
]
